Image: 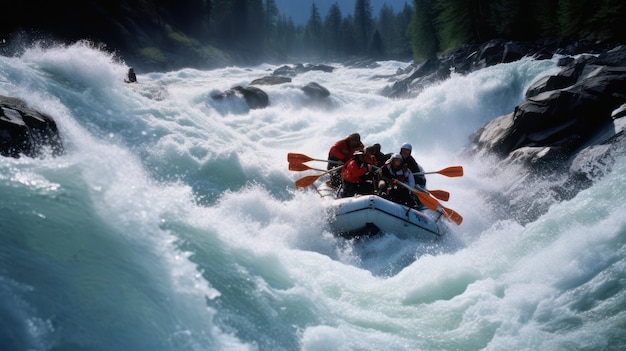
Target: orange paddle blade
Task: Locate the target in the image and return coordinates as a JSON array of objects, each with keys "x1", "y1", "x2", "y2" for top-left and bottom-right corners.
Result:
[
  {"x1": 287, "y1": 153, "x2": 315, "y2": 164},
  {"x1": 436, "y1": 166, "x2": 463, "y2": 177},
  {"x1": 413, "y1": 190, "x2": 440, "y2": 212},
  {"x1": 289, "y1": 163, "x2": 326, "y2": 172},
  {"x1": 441, "y1": 205, "x2": 463, "y2": 225},
  {"x1": 289, "y1": 163, "x2": 312, "y2": 171},
  {"x1": 429, "y1": 190, "x2": 450, "y2": 202},
  {"x1": 295, "y1": 174, "x2": 322, "y2": 189}
]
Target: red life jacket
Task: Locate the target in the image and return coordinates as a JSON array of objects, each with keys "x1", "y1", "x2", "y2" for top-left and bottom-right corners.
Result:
[{"x1": 341, "y1": 159, "x2": 368, "y2": 183}]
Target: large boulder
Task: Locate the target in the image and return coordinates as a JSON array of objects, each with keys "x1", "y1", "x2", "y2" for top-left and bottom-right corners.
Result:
[
  {"x1": 469, "y1": 45, "x2": 626, "y2": 223},
  {"x1": 474, "y1": 54, "x2": 626, "y2": 161},
  {"x1": 250, "y1": 76, "x2": 291, "y2": 85},
  {"x1": 382, "y1": 39, "x2": 611, "y2": 99},
  {"x1": 271, "y1": 63, "x2": 335, "y2": 77},
  {"x1": 301, "y1": 82, "x2": 330, "y2": 99},
  {"x1": 0, "y1": 96, "x2": 64, "y2": 158},
  {"x1": 211, "y1": 85, "x2": 269, "y2": 109}
]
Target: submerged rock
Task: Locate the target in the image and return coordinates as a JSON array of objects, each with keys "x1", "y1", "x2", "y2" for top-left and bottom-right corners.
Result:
[
  {"x1": 271, "y1": 63, "x2": 335, "y2": 77},
  {"x1": 250, "y1": 76, "x2": 291, "y2": 85},
  {"x1": 212, "y1": 85, "x2": 269, "y2": 109},
  {"x1": 0, "y1": 96, "x2": 64, "y2": 158},
  {"x1": 301, "y1": 82, "x2": 330, "y2": 99}
]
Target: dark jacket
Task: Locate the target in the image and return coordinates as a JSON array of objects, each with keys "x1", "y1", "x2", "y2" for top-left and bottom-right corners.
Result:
[{"x1": 403, "y1": 155, "x2": 426, "y2": 187}]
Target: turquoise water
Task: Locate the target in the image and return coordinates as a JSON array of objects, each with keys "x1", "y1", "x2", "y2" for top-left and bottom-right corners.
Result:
[{"x1": 0, "y1": 42, "x2": 624, "y2": 350}]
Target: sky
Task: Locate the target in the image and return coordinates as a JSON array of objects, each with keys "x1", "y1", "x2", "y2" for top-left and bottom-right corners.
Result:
[{"x1": 274, "y1": 0, "x2": 411, "y2": 25}]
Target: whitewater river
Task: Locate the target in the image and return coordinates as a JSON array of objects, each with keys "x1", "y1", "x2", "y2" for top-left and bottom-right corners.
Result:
[{"x1": 1, "y1": 42, "x2": 624, "y2": 350}]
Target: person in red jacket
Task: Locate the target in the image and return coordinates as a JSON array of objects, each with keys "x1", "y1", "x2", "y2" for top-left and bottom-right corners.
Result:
[
  {"x1": 340, "y1": 150, "x2": 374, "y2": 197},
  {"x1": 326, "y1": 133, "x2": 364, "y2": 187}
]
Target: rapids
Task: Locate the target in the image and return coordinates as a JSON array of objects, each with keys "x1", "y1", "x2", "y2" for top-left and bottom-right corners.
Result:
[{"x1": 0, "y1": 42, "x2": 624, "y2": 350}]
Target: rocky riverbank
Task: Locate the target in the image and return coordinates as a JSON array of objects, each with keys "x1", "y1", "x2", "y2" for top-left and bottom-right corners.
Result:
[
  {"x1": 455, "y1": 42, "x2": 626, "y2": 223},
  {"x1": 0, "y1": 96, "x2": 64, "y2": 158}
]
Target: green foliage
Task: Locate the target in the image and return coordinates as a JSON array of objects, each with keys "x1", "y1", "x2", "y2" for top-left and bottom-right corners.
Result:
[
  {"x1": 138, "y1": 47, "x2": 167, "y2": 63},
  {"x1": 586, "y1": 0, "x2": 626, "y2": 41},
  {"x1": 409, "y1": 0, "x2": 439, "y2": 60},
  {"x1": 353, "y1": 0, "x2": 374, "y2": 54},
  {"x1": 305, "y1": 3, "x2": 324, "y2": 56},
  {"x1": 407, "y1": 0, "x2": 626, "y2": 61},
  {"x1": 166, "y1": 25, "x2": 196, "y2": 46},
  {"x1": 324, "y1": 3, "x2": 344, "y2": 55}
]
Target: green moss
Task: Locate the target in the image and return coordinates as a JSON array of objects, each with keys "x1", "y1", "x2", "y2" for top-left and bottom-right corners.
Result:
[
  {"x1": 165, "y1": 24, "x2": 197, "y2": 46},
  {"x1": 138, "y1": 47, "x2": 167, "y2": 63}
]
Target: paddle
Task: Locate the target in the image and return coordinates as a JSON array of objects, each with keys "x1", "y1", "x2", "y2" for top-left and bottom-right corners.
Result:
[
  {"x1": 391, "y1": 179, "x2": 463, "y2": 225},
  {"x1": 288, "y1": 163, "x2": 326, "y2": 172},
  {"x1": 288, "y1": 153, "x2": 341, "y2": 165},
  {"x1": 291, "y1": 162, "x2": 450, "y2": 200},
  {"x1": 414, "y1": 166, "x2": 463, "y2": 178},
  {"x1": 290, "y1": 161, "x2": 451, "y2": 200},
  {"x1": 288, "y1": 153, "x2": 462, "y2": 178},
  {"x1": 429, "y1": 190, "x2": 450, "y2": 202},
  {"x1": 295, "y1": 165, "x2": 344, "y2": 189}
]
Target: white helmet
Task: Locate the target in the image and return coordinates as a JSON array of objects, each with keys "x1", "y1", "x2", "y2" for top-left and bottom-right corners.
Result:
[
  {"x1": 390, "y1": 153, "x2": 403, "y2": 160},
  {"x1": 400, "y1": 143, "x2": 412, "y2": 151}
]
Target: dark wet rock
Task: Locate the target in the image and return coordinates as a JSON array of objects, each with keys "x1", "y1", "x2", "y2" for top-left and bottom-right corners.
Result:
[
  {"x1": 271, "y1": 63, "x2": 335, "y2": 77},
  {"x1": 469, "y1": 44, "x2": 626, "y2": 224},
  {"x1": 250, "y1": 76, "x2": 291, "y2": 85},
  {"x1": 272, "y1": 65, "x2": 299, "y2": 77},
  {"x1": 382, "y1": 39, "x2": 612, "y2": 99},
  {"x1": 381, "y1": 57, "x2": 444, "y2": 98},
  {"x1": 212, "y1": 85, "x2": 269, "y2": 109},
  {"x1": 301, "y1": 82, "x2": 330, "y2": 99},
  {"x1": 342, "y1": 57, "x2": 380, "y2": 69},
  {"x1": 0, "y1": 96, "x2": 64, "y2": 158},
  {"x1": 557, "y1": 56, "x2": 575, "y2": 67}
]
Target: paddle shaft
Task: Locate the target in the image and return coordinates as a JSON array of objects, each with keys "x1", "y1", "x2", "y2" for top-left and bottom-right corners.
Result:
[
  {"x1": 288, "y1": 153, "x2": 341, "y2": 165},
  {"x1": 294, "y1": 165, "x2": 344, "y2": 189},
  {"x1": 383, "y1": 176, "x2": 463, "y2": 225}
]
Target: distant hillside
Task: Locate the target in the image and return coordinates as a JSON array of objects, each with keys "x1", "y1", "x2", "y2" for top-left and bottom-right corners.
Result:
[
  {"x1": 275, "y1": 0, "x2": 409, "y2": 25},
  {"x1": 0, "y1": 0, "x2": 233, "y2": 71}
]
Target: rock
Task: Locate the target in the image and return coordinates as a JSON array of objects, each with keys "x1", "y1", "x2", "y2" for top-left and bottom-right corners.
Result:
[
  {"x1": 381, "y1": 38, "x2": 613, "y2": 99},
  {"x1": 557, "y1": 56, "x2": 575, "y2": 67},
  {"x1": 525, "y1": 74, "x2": 577, "y2": 98},
  {"x1": 476, "y1": 59, "x2": 626, "y2": 161},
  {"x1": 233, "y1": 86, "x2": 269, "y2": 109},
  {"x1": 0, "y1": 96, "x2": 64, "y2": 158},
  {"x1": 343, "y1": 57, "x2": 380, "y2": 69},
  {"x1": 469, "y1": 44, "x2": 626, "y2": 224},
  {"x1": 301, "y1": 82, "x2": 330, "y2": 99},
  {"x1": 272, "y1": 65, "x2": 298, "y2": 77},
  {"x1": 381, "y1": 57, "x2": 443, "y2": 98},
  {"x1": 211, "y1": 85, "x2": 269, "y2": 109},
  {"x1": 471, "y1": 113, "x2": 515, "y2": 156},
  {"x1": 271, "y1": 63, "x2": 335, "y2": 77},
  {"x1": 250, "y1": 76, "x2": 291, "y2": 85}
]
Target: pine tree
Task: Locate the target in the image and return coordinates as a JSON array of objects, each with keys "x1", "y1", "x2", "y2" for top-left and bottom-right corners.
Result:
[
  {"x1": 264, "y1": 0, "x2": 279, "y2": 44},
  {"x1": 324, "y1": 2, "x2": 343, "y2": 56},
  {"x1": 305, "y1": 2, "x2": 324, "y2": 55},
  {"x1": 369, "y1": 29, "x2": 384, "y2": 57},
  {"x1": 353, "y1": 0, "x2": 374, "y2": 54},
  {"x1": 409, "y1": 0, "x2": 439, "y2": 60},
  {"x1": 377, "y1": 3, "x2": 395, "y2": 56}
]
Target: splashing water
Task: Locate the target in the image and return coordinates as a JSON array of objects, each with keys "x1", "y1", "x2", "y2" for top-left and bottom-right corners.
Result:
[{"x1": 0, "y1": 42, "x2": 624, "y2": 350}]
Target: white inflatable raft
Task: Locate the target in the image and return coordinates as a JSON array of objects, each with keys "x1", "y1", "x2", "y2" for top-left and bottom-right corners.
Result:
[{"x1": 317, "y1": 184, "x2": 447, "y2": 240}]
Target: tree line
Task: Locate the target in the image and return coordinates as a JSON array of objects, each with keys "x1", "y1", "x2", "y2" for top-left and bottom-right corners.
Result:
[
  {"x1": 202, "y1": 0, "x2": 414, "y2": 60},
  {"x1": 177, "y1": 0, "x2": 626, "y2": 62},
  {"x1": 2, "y1": 0, "x2": 625, "y2": 69},
  {"x1": 409, "y1": 0, "x2": 626, "y2": 60}
]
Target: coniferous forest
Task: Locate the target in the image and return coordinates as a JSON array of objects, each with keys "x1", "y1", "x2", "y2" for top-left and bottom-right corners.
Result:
[{"x1": 1, "y1": 0, "x2": 625, "y2": 70}]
